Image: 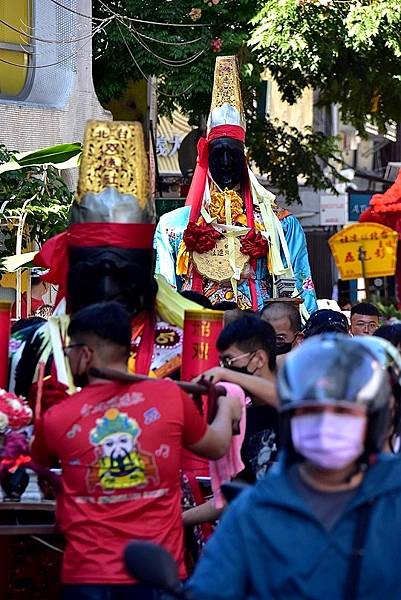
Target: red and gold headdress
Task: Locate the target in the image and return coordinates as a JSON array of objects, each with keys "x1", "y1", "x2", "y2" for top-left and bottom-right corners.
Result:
[
  {"x1": 185, "y1": 56, "x2": 247, "y2": 219},
  {"x1": 34, "y1": 120, "x2": 155, "y2": 303}
]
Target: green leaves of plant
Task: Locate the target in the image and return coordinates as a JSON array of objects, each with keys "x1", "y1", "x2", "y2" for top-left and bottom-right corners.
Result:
[{"x1": 16, "y1": 143, "x2": 82, "y2": 167}]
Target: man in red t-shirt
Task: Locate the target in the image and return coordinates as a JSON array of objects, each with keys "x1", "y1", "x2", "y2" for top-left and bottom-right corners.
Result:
[{"x1": 32, "y1": 302, "x2": 241, "y2": 600}]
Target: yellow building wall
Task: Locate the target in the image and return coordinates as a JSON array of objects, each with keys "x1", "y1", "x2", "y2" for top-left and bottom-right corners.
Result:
[{"x1": 262, "y1": 71, "x2": 313, "y2": 130}]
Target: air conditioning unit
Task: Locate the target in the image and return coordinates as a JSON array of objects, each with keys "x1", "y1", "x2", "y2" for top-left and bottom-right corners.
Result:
[
  {"x1": 289, "y1": 190, "x2": 348, "y2": 227},
  {"x1": 319, "y1": 193, "x2": 348, "y2": 226},
  {"x1": 384, "y1": 162, "x2": 401, "y2": 182}
]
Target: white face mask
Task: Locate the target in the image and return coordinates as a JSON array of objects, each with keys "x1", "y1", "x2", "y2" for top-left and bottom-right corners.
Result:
[{"x1": 291, "y1": 411, "x2": 367, "y2": 470}]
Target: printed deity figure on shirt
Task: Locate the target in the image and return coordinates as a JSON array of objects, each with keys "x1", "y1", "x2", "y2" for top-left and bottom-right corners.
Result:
[{"x1": 88, "y1": 408, "x2": 159, "y2": 491}]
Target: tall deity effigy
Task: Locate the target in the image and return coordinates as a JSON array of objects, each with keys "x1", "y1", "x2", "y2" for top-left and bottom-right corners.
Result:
[
  {"x1": 9, "y1": 120, "x2": 198, "y2": 400},
  {"x1": 154, "y1": 56, "x2": 317, "y2": 315}
]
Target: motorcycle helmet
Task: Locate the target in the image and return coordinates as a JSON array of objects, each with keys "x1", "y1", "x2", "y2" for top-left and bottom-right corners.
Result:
[
  {"x1": 278, "y1": 334, "x2": 392, "y2": 465},
  {"x1": 355, "y1": 335, "x2": 401, "y2": 453}
]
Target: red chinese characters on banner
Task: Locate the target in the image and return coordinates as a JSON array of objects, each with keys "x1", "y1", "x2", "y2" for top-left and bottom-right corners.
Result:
[
  {"x1": 329, "y1": 223, "x2": 398, "y2": 280},
  {"x1": 181, "y1": 309, "x2": 224, "y2": 381}
]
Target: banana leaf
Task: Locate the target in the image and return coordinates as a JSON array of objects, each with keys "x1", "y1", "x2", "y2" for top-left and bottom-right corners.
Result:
[{"x1": 0, "y1": 143, "x2": 82, "y2": 174}]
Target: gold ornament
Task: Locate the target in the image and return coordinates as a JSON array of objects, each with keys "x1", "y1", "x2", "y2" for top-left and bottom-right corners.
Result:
[
  {"x1": 76, "y1": 121, "x2": 150, "y2": 208},
  {"x1": 208, "y1": 56, "x2": 246, "y2": 133},
  {"x1": 193, "y1": 237, "x2": 248, "y2": 283},
  {"x1": 209, "y1": 188, "x2": 244, "y2": 224}
]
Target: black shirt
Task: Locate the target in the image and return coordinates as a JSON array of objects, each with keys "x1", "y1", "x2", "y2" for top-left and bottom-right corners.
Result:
[
  {"x1": 239, "y1": 404, "x2": 279, "y2": 483},
  {"x1": 288, "y1": 464, "x2": 358, "y2": 531}
]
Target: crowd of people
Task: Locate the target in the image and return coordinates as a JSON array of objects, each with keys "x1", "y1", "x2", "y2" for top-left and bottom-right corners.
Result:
[{"x1": 27, "y1": 295, "x2": 401, "y2": 599}]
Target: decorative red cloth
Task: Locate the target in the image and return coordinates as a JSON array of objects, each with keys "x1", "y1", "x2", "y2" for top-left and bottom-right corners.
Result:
[
  {"x1": 359, "y1": 168, "x2": 401, "y2": 304},
  {"x1": 0, "y1": 302, "x2": 11, "y2": 389},
  {"x1": 240, "y1": 229, "x2": 269, "y2": 259},
  {"x1": 34, "y1": 222, "x2": 156, "y2": 306},
  {"x1": 360, "y1": 170, "x2": 401, "y2": 232},
  {"x1": 28, "y1": 375, "x2": 69, "y2": 417},
  {"x1": 183, "y1": 222, "x2": 222, "y2": 253},
  {"x1": 132, "y1": 311, "x2": 157, "y2": 375}
]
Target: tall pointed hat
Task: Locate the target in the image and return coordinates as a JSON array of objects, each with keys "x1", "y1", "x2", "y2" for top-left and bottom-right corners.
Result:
[
  {"x1": 75, "y1": 120, "x2": 153, "y2": 223},
  {"x1": 207, "y1": 55, "x2": 246, "y2": 138},
  {"x1": 185, "y1": 56, "x2": 246, "y2": 217},
  {"x1": 33, "y1": 120, "x2": 155, "y2": 306}
]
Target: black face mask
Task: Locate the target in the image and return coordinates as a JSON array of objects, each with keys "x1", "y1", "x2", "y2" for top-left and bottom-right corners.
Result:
[
  {"x1": 276, "y1": 341, "x2": 293, "y2": 355},
  {"x1": 227, "y1": 353, "x2": 258, "y2": 376}
]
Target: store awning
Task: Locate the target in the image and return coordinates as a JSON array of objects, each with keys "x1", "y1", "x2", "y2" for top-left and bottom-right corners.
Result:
[{"x1": 156, "y1": 111, "x2": 192, "y2": 176}]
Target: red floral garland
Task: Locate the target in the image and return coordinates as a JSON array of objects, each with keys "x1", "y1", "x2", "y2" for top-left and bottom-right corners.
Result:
[
  {"x1": 183, "y1": 222, "x2": 269, "y2": 260},
  {"x1": 183, "y1": 222, "x2": 222, "y2": 253},
  {"x1": 240, "y1": 229, "x2": 269, "y2": 259}
]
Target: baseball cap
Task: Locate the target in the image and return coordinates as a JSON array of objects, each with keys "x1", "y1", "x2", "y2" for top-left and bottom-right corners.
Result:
[{"x1": 303, "y1": 309, "x2": 349, "y2": 339}]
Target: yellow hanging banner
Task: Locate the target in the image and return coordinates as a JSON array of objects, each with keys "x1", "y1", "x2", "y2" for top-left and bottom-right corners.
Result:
[{"x1": 328, "y1": 223, "x2": 398, "y2": 281}]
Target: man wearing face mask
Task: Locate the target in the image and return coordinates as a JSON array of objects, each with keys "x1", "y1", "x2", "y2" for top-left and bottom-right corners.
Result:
[
  {"x1": 31, "y1": 302, "x2": 242, "y2": 600},
  {"x1": 196, "y1": 315, "x2": 279, "y2": 482},
  {"x1": 260, "y1": 301, "x2": 302, "y2": 355},
  {"x1": 188, "y1": 334, "x2": 401, "y2": 600}
]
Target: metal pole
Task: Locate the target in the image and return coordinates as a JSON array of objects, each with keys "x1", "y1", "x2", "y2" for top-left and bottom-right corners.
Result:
[
  {"x1": 358, "y1": 245, "x2": 369, "y2": 301},
  {"x1": 149, "y1": 119, "x2": 163, "y2": 198}
]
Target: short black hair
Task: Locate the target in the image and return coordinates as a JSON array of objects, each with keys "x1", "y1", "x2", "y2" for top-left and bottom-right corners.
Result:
[
  {"x1": 351, "y1": 302, "x2": 380, "y2": 318},
  {"x1": 260, "y1": 301, "x2": 301, "y2": 334},
  {"x1": 179, "y1": 290, "x2": 213, "y2": 309},
  {"x1": 68, "y1": 302, "x2": 132, "y2": 352},
  {"x1": 217, "y1": 315, "x2": 276, "y2": 371},
  {"x1": 303, "y1": 309, "x2": 349, "y2": 339}
]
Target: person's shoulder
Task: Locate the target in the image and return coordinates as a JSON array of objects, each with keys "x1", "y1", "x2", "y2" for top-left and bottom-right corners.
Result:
[
  {"x1": 42, "y1": 386, "x2": 90, "y2": 422},
  {"x1": 43, "y1": 392, "x2": 82, "y2": 422},
  {"x1": 136, "y1": 378, "x2": 183, "y2": 400}
]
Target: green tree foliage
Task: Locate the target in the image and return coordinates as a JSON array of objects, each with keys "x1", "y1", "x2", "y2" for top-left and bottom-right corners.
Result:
[
  {"x1": 92, "y1": 0, "x2": 342, "y2": 202},
  {"x1": 93, "y1": 0, "x2": 260, "y2": 122},
  {"x1": 250, "y1": 0, "x2": 401, "y2": 135},
  {"x1": 0, "y1": 145, "x2": 73, "y2": 260},
  {"x1": 247, "y1": 118, "x2": 341, "y2": 203}
]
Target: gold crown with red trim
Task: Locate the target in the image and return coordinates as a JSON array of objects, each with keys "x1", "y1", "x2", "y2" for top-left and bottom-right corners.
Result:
[{"x1": 207, "y1": 56, "x2": 246, "y2": 134}]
